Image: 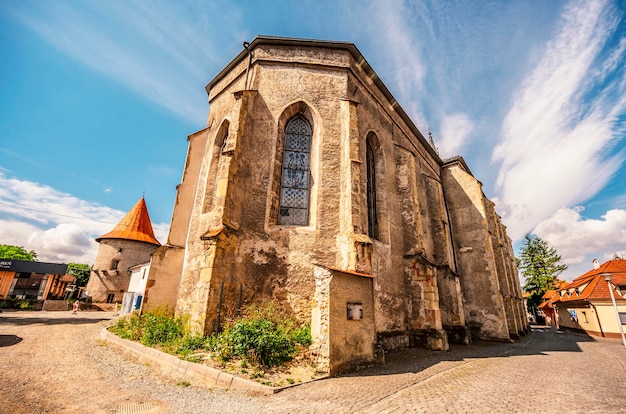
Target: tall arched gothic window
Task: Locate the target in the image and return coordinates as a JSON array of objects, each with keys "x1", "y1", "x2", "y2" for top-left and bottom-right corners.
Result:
[
  {"x1": 278, "y1": 116, "x2": 312, "y2": 225},
  {"x1": 366, "y1": 136, "x2": 379, "y2": 240},
  {"x1": 202, "y1": 120, "x2": 229, "y2": 213}
]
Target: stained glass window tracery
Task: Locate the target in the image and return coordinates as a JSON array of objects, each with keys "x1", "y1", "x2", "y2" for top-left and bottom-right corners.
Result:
[{"x1": 278, "y1": 117, "x2": 311, "y2": 225}]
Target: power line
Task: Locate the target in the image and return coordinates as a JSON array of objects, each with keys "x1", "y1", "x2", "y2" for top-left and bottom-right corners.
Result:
[{"x1": 0, "y1": 201, "x2": 169, "y2": 230}]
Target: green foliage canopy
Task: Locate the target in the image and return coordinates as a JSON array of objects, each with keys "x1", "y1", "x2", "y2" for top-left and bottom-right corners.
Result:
[
  {"x1": 0, "y1": 244, "x2": 37, "y2": 261},
  {"x1": 67, "y1": 263, "x2": 91, "y2": 286},
  {"x1": 517, "y1": 234, "x2": 567, "y2": 308}
]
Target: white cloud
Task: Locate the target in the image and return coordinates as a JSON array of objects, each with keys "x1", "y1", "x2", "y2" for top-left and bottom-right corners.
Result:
[
  {"x1": 438, "y1": 113, "x2": 474, "y2": 158},
  {"x1": 492, "y1": 0, "x2": 626, "y2": 240},
  {"x1": 532, "y1": 206, "x2": 626, "y2": 280},
  {"x1": 0, "y1": 172, "x2": 169, "y2": 264},
  {"x1": 365, "y1": 0, "x2": 428, "y2": 129}
]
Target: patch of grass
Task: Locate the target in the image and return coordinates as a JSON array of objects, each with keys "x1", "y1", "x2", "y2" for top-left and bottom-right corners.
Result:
[
  {"x1": 109, "y1": 303, "x2": 313, "y2": 374},
  {"x1": 0, "y1": 299, "x2": 38, "y2": 310},
  {"x1": 110, "y1": 308, "x2": 189, "y2": 350},
  {"x1": 177, "y1": 380, "x2": 190, "y2": 387}
]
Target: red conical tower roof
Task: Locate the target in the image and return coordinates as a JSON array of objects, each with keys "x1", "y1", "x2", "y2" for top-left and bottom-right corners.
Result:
[{"x1": 96, "y1": 197, "x2": 161, "y2": 246}]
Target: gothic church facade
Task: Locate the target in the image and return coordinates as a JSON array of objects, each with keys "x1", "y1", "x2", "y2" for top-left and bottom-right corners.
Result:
[{"x1": 144, "y1": 37, "x2": 527, "y2": 374}]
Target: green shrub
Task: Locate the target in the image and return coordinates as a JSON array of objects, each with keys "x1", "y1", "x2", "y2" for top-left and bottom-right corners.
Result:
[
  {"x1": 207, "y1": 303, "x2": 311, "y2": 368},
  {"x1": 139, "y1": 311, "x2": 186, "y2": 347},
  {"x1": 110, "y1": 312, "x2": 143, "y2": 340},
  {"x1": 176, "y1": 334, "x2": 208, "y2": 357},
  {"x1": 109, "y1": 304, "x2": 312, "y2": 370},
  {"x1": 291, "y1": 325, "x2": 312, "y2": 347},
  {"x1": 110, "y1": 309, "x2": 187, "y2": 348},
  {"x1": 0, "y1": 299, "x2": 33, "y2": 310}
]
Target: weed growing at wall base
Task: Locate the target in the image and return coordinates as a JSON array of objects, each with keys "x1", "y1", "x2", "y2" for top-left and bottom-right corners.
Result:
[{"x1": 109, "y1": 304, "x2": 312, "y2": 372}]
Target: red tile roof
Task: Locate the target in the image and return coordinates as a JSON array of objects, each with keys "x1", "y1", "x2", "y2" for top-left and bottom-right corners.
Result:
[
  {"x1": 555, "y1": 259, "x2": 626, "y2": 303},
  {"x1": 96, "y1": 198, "x2": 161, "y2": 246},
  {"x1": 538, "y1": 289, "x2": 560, "y2": 309}
]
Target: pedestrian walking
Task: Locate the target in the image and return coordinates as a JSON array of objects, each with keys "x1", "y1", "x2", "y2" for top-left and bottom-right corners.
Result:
[{"x1": 72, "y1": 300, "x2": 80, "y2": 314}]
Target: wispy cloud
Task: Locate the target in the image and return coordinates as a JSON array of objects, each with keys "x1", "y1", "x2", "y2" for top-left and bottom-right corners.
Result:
[
  {"x1": 364, "y1": 0, "x2": 429, "y2": 129},
  {"x1": 492, "y1": 0, "x2": 626, "y2": 240},
  {"x1": 533, "y1": 206, "x2": 626, "y2": 280},
  {"x1": 438, "y1": 113, "x2": 475, "y2": 158},
  {"x1": 6, "y1": 1, "x2": 244, "y2": 124},
  {"x1": 0, "y1": 171, "x2": 168, "y2": 264}
]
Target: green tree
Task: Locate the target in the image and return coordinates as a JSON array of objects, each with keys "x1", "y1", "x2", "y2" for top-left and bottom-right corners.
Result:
[
  {"x1": 67, "y1": 263, "x2": 92, "y2": 287},
  {"x1": 0, "y1": 244, "x2": 37, "y2": 261},
  {"x1": 517, "y1": 234, "x2": 567, "y2": 308}
]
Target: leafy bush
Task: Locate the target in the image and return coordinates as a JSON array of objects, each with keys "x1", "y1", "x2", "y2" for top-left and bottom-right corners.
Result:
[
  {"x1": 110, "y1": 309, "x2": 187, "y2": 348},
  {"x1": 290, "y1": 325, "x2": 312, "y2": 347},
  {"x1": 139, "y1": 311, "x2": 186, "y2": 347},
  {"x1": 109, "y1": 304, "x2": 312, "y2": 370},
  {"x1": 111, "y1": 312, "x2": 143, "y2": 341},
  {"x1": 207, "y1": 304, "x2": 311, "y2": 368},
  {"x1": 0, "y1": 298, "x2": 37, "y2": 310}
]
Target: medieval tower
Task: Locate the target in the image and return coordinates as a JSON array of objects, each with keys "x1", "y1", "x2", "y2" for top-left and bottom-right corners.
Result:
[
  {"x1": 86, "y1": 197, "x2": 160, "y2": 303},
  {"x1": 143, "y1": 36, "x2": 527, "y2": 374}
]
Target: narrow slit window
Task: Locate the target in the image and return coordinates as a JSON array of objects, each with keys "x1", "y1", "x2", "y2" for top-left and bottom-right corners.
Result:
[
  {"x1": 366, "y1": 138, "x2": 379, "y2": 240},
  {"x1": 278, "y1": 116, "x2": 311, "y2": 225}
]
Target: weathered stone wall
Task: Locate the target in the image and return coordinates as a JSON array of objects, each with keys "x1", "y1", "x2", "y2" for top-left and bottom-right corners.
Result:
[
  {"x1": 311, "y1": 266, "x2": 376, "y2": 374},
  {"x1": 148, "y1": 39, "x2": 526, "y2": 372},
  {"x1": 143, "y1": 128, "x2": 209, "y2": 314},
  {"x1": 87, "y1": 239, "x2": 157, "y2": 303},
  {"x1": 175, "y1": 47, "x2": 350, "y2": 333},
  {"x1": 485, "y1": 201, "x2": 528, "y2": 336},
  {"x1": 441, "y1": 160, "x2": 510, "y2": 341},
  {"x1": 172, "y1": 41, "x2": 458, "y2": 345}
]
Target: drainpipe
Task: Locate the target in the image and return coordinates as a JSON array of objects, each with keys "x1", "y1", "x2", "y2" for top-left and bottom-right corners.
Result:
[{"x1": 589, "y1": 302, "x2": 604, "y2": 337}]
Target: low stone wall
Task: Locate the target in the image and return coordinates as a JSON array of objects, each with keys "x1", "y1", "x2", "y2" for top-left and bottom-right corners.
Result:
[{"x1": 42, "y1": 300, "x2": 70, "y2": 311}]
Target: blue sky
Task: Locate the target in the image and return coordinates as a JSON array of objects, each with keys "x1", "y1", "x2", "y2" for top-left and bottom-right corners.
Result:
[{"x1": 0, "y1": 0, "x2": 625, "y2": 281}]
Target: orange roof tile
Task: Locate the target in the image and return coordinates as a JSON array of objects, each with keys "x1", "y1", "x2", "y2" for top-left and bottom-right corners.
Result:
[
  {"x1": 96, "y1": 198, "x2": 161, "y2": 246},
  {"x1": 556, "y1": 259, "x2": 626, "y2": 303}
]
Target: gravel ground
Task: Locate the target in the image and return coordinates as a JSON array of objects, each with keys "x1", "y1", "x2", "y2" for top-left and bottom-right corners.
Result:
[{"x1": 0, "y1": 311, "x2": 270, "y2": 414}]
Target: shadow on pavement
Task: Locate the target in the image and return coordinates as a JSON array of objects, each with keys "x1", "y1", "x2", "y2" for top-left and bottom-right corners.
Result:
[
  {"x1": 343, "y1": 327, "x2": 596, "y2": 378},
  {"x1": 0, "y1": 315, "x2": 112, "y2": 326},
  {"x1": 0, "y1": 334, "x2": 23, "y2": 347}
]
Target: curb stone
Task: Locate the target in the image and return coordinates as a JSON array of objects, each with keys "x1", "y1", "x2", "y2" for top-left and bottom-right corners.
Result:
[{"x1": 100, "y1": 328, "x2": 277, "y2": 394}]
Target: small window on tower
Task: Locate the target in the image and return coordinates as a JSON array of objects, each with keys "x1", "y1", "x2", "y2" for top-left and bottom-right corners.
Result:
[{"x1": 111, "y1": 259, "x2": 120, "y2": 270}]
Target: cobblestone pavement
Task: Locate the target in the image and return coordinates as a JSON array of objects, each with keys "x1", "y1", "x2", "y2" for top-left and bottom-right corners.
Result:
[{"x1": 1, "y1": 312, "x2": 625, "y2": 413}]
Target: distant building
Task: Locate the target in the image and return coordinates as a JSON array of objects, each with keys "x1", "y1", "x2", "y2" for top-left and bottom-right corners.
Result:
[
  {"x1": 143, "y1": 36, "x2": 527, "y2": 374},
  {"x1": 119, "y1": 261, "x2": 152, "y2": 315},
  {"x1": 85, "y1": 197, "x2": 160, "y2": 303},
  {"x1": 537, "y1": 280, "x2": 568, "y2": 326},
  {"x1": 555, "y1": 258, "x2": 626, "y2": 339},
  {"x1": 0, "y1": 259, "x2": 74, "y2": 301}
]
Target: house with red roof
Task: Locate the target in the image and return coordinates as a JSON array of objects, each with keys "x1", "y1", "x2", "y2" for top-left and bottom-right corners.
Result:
[
  {"x1": 554, "y1": 258, "x2": 626, "y2": 339},
  {"x1": 537, "y1": 280, "x2": 568, "y2": 326}
]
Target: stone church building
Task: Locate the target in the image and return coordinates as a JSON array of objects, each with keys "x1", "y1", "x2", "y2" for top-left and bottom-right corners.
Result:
[{"x1": 143, "y1": 36, "x2": 527, "y2": 374}]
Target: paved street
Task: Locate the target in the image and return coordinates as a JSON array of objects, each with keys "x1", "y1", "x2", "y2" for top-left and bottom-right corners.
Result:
[{"x1": 1, "y1": 311, "x2": 625, "y2": 413}]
